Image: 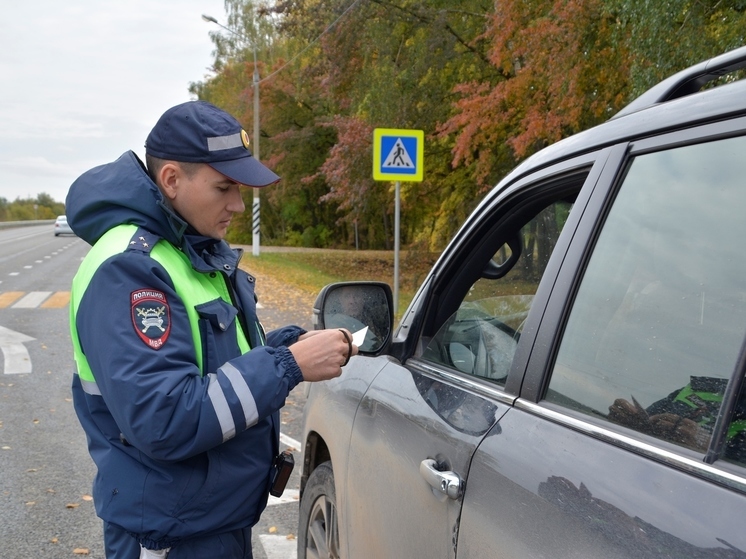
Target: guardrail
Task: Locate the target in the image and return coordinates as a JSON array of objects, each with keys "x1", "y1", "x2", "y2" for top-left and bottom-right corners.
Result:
[{"x1": 0, "y1": 220, "x2": 56, "y2": 229}]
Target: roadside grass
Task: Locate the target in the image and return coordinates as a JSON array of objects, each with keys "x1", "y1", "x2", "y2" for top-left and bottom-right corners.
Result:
[{"x1": 241, "y1": 249, "x2": 440, "y2": 318}]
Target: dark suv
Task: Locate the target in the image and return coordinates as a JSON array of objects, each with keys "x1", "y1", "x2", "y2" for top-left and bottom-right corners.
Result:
[{"x1": 298, "y1": 46, "x2": 746, "y2": 559}]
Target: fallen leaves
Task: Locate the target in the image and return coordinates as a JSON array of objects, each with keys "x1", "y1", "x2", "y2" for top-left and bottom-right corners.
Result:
[
  {"x1": 65, "y1": 495, "x2": 92, "y2": 508},
  {"x1": 50, "y1": 536, "x2": 90, "y2": 556}
]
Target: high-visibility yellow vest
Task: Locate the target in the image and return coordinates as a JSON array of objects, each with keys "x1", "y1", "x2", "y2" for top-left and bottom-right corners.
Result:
[{"x1": 70, "y1": 224, "x2": 250, "y2": 391}]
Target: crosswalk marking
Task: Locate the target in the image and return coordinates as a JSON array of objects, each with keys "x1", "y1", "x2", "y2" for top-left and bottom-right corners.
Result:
[
  {"x1": 40, "y1": 291, "x2": 71, "y2": 308},
  {"x1": 13, "y1": 291, "x2": 52, "y2": 308},
  {"x1": 0, "y1": 291, "x2": 70, "y2": 309},
  {"x1": 0, "y1": 292, "x2": 25, "y2": 307}
]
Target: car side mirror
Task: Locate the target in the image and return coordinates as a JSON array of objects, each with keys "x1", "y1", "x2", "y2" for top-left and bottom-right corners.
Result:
[{"x1": 313, "y1": 282, "x2": 393, "y2": 354}]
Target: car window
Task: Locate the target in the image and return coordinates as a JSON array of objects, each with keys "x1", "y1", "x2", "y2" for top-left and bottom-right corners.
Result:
[
  {"x1": 546, "y1": 135, "x2": 746, "y2": 456},
  {"x1": 422, "y1": 199, "x2": 574, "y2": 384}
]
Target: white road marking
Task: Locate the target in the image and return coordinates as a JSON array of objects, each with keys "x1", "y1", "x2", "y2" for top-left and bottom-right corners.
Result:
[
  {"x1": 0, "y1": 325, "x2": 35, "y2": 374},
  {"x1": 12, "y1": 291, "x2": 51, "y2": 308},
  {"x1": 266, "y1": 489, "x2": 300, "y2": 508},
  {"x1": 280, "y1": 433, "x2": 301, "y2": 451},
  {"x1": 258, "y1": 435, "x2": 303, "y2": 557},
  {"x1": 258, "y1": 534, "x2": 297, "y2": 559}
]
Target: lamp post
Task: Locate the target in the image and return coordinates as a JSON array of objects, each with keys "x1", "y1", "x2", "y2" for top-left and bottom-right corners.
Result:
[{"x1": 202, "y1": 14, "x2": 262, "y2": 256}]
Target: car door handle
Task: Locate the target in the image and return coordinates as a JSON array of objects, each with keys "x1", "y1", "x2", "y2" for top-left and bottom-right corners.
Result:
[{"x1": 420, "y1": 459, "x2": 464, "y2": 501}]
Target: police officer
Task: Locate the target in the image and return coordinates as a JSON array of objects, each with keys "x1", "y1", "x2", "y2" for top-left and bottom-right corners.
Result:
[{"x1": 67, "y1": 101, "x2": 357, "y2": 558}]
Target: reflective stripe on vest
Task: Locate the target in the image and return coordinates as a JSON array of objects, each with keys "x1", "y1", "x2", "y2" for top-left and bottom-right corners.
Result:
[{"x1": 70, "y1": 224, "x2": 250, "y2": 394}]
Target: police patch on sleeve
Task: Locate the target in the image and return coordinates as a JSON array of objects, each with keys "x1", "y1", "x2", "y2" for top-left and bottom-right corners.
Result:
[{"x1": 131, "y1": 289, "x2": 171, "y2": 349}]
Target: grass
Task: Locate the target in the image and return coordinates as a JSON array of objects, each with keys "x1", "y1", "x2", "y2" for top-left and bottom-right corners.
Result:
[{"x1": 240, "y1": 249, "x2": 440, "y2": 318}]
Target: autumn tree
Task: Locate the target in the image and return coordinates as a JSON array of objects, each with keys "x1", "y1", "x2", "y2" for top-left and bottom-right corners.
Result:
[
  {"x1": 192, "y1": 0, "x2": 746, "y2": 250},
  {"x1": 441, "y1": 0, "x2": 629, "y2": 190}
]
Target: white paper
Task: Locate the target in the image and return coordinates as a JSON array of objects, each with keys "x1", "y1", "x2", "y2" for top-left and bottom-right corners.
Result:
[{"x1": 352, "y1": 326, "x2": 368, "y2": 347}]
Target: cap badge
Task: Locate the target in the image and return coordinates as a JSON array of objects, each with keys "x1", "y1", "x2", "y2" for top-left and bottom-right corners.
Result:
[{"x1": 241, "y1": 129, "x2": 251, "y2": 150}]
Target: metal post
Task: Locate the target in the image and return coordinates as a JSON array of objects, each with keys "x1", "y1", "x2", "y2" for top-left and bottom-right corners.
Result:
[
  {"x1": 202, "y1": 14, "x2": 262, "y2": 256},
  {"x1": 394, "y1": 181, "x2": 400, "y2": 315},
  {"x1": 252, "y1": 48, "x2": 261, "y2": 257}
]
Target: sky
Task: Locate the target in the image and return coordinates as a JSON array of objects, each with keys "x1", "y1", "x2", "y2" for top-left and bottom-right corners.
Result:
[{"x1": 0, "y1": 0, "x2": 230, "y2": 204}]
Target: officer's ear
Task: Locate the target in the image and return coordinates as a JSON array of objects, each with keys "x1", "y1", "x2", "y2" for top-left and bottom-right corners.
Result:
[{"x1": 158, "y1": 162, "x2": 181, "y2": 201}]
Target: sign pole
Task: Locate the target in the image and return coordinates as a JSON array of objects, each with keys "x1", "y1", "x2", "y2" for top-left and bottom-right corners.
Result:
[
  {"x1": 252, "y1": 64, "x2": 261, "y2": 257},
  {"x1": 394, "y1": 181, "x2": 401, "y2": 313}
]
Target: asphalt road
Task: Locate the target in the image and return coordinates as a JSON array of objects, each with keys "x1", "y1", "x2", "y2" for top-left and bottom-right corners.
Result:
[{"x1": 0, "y1": 225, "x2": 311, "y2": 559}]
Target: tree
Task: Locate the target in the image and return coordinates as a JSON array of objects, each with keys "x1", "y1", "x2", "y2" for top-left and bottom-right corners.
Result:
[
  {"x1": 441, "y1": 0, "x2": 629, "y2": 189},
  {"x1": 1, "y1": 193, "x2": 64, "y2": 221},
  {"x1": 192, "y1": 0, "x2": 744, "y2": 251},
  {"x1": 606, "y1": 0, "x2": 746, "y2": 97},
  {"x1": 194, "y1": 0, "x2": 496, "y2": 249}
]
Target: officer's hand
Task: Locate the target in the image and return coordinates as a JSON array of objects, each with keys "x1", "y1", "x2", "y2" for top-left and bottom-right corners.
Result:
[
  {"x1": 297, "y1": 330, "x2": 326, "y2": 341},
  {"x1": 289, "y1": 328, "x2": 358, "y2": 382}
]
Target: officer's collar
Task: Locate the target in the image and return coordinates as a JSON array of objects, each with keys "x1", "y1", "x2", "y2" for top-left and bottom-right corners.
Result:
[{"x1": 183, "y1": 232, "x2": 239, "y2": 274}]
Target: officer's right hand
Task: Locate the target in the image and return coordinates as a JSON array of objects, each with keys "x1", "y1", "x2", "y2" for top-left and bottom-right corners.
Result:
[{"x1": 289, "y1": 328, "x2": 358, "y2": 382}]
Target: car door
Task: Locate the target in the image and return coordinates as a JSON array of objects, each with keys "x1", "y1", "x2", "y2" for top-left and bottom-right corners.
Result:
[
  {"x1": 457, "y1": 124, "x2": 746, "y2": 557},
  {"x1": 341, "y1": 150, "x2": 615, "y2": 559}
]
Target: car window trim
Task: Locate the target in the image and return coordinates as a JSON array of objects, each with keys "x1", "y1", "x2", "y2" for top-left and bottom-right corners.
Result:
[
  {"x1": 408, "y1": 357, "x2": 517, "y2": 408},
  {"x1": 628, "y1": 113, "x2": 746, "y2": 157},
  {"x1": 515, "y1": 398, "x2": 746, "y2": 494}
]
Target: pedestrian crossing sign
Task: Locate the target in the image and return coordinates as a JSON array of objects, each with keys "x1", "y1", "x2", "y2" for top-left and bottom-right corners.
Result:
[{"x1": 373, "y1": 128, "x2": 424, "y2": 182}]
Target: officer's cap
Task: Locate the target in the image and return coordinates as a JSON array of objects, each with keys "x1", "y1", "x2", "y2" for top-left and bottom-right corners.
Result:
[{"x1": 145, "y1": 101, "x2": 279, "y2": 188}]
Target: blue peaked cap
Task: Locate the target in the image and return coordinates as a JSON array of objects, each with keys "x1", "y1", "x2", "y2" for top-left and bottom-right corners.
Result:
[{"x1": 145, "y1": 101, "x2": 280, "y2": 187}]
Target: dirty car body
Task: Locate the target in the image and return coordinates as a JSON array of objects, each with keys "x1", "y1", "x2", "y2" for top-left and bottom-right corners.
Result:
[{"x1": 298, "y1": 46, "x2": 746, "y2": 559}]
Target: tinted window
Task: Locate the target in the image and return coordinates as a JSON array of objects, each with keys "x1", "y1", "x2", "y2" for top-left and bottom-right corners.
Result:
[
  {"x1": 547, "y1": 136, "x2": 746, "y2": 455},
  {"x1": 423, "y1": 200, "x2": 573, "y2": 384}
]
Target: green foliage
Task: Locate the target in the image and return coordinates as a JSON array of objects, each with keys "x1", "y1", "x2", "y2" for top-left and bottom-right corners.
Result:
[
  {"x1": 193, "y1": 0, "x2": 746, "y2": 251},
  {"x1": 606, "y1": 0, "x2": 746, "y2": 97},
  {"x1": 0, "y1": 193, "x2": 64, "y2": 221}
]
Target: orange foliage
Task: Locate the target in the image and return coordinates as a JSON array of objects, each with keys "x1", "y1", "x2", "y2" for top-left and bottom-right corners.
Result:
[
  {"x1": 313, "y1": 116, "x2": 376, "y2": 215},
  {"x1": 441, "y1": 0, "x2": 629, "y2": 187}
]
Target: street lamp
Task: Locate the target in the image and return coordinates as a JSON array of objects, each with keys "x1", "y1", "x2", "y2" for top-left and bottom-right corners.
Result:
[{"x1": 202, "y1": 14, "x2": 262, "y2": 257}]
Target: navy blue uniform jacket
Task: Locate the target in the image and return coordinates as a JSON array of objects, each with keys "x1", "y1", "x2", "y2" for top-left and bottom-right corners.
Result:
[{"x1": 67, "y1": 151, "x2": 305, "y2": 550}]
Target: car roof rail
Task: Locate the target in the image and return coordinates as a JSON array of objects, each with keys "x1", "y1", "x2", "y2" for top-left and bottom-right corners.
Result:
[{"x1": 612, "y1": 45, "x2": 746, "y2": 119}]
